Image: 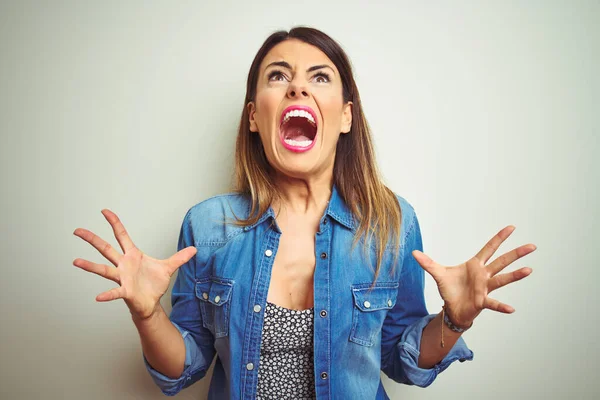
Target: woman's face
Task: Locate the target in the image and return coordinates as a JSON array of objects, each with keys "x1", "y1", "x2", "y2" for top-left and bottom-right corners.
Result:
[{"x1": 248, "y1": 39, "x2": 352, "y2": 181}]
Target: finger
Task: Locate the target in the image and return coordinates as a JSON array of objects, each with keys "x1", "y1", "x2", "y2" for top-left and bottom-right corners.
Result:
[
  {"x1": 411, "y1": 250, "x2": 442, "y2": 277},
  {"x1": 484, "y1": 296, "x2": 515, "y2": 313},
  {"x1": 475, "y1": 225, "x2": 516, "y2": 265},
  {"x1": 487, "y1": 244, "x2": 537, "y2": 276},
  {"x1": 101, "y1": 209, "x2": 136, "y2": 253},
  {"x1": 96, "y1": 287, "x2": 125, "y2": 302},
  {"x1": 488, "y1": 267, "x2": 533, "y2": 292},
  {"x1": 73, "y1": 228, "x2": 122, "y2": 267},
  {"x1": 73, "y1": 258, "x2": 120, "y2": 284},
  {"x1": 165, "y1": 246, "x2": 198, "y2": 275}
]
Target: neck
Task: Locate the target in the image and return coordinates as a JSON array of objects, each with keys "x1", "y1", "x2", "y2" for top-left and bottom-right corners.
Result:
[{"x1": 271, "y1": 172, "x2": 333, "y2": 216}]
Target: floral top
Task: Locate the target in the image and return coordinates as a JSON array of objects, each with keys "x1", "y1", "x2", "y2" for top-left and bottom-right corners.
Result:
[{"x1": 256, "y1": 301, "x2": 316, "y2": 399}]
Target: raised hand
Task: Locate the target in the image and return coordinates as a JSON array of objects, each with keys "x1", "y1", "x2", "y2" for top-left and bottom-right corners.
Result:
[
  {"x1": 73, "y1": 209, "x2": 197, "y2": 321},
  {"x1": 412, "y1": 225, "x2": 535, "y2": 329}
]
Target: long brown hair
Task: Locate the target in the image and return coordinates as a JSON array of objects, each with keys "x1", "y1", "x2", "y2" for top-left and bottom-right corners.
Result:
[{"x1": 233, "y1": 27, "x2": 402, "y2": 284}]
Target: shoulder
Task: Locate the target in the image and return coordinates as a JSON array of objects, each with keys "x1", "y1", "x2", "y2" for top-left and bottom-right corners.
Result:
[
  {"x1": 182, "y1": 192, "x2": 251, "y2": 246},
  {"x1": 393, "y1": 193, "x2": 419, "y2": 240}
]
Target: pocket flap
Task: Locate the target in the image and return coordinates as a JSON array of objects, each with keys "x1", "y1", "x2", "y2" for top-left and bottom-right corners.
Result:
[
  {"x1": 195, "y1": 278, "x2": 211, "y2": 301},
  {"x1": 351, "y1": 283, "x2": 399, "y2": 312},
  {"x1": 195, "y1": 277, "x2": 233, "y2": 307}
]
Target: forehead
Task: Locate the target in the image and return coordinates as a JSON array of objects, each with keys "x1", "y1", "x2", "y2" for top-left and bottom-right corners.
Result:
[{"x1": 260, "y1": 39, "x2": 337, "y2": 71}]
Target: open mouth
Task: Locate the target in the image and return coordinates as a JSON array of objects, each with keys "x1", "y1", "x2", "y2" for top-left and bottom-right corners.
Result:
[{"x1": 279, "y1": 106, "x2": 318, "y2": 152}]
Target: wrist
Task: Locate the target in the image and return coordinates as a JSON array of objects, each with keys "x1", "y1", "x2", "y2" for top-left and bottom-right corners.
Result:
[
  {"x1": 442, "y1": 305, "x2": 473, "y2": 332},
  {"x1": 131, "y1": 304, "x2": 163, "y2": 327}
]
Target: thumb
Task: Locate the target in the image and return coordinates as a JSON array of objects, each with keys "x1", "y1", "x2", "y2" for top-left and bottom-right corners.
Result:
[
  {"x1": 167, "y1": 246, "x2": 197, "y2": 274},
  {"x1": 412, "y1": 250, "x2": 439, "y2": 277}
]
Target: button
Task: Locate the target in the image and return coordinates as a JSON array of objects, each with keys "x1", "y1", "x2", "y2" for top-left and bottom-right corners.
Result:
[
  {"x1": 320, "y1": 310, "x2": 327, "y2": 318},
  {"x1": 214, "y1": 295, "x2": 221, "y2": 303},
  {"x1": 202, "y1": 292, "x2": 208, "y2": 300},
  {"x1": 363, "y1": 300, "x2": 371, "y2": 308},
  {"x1": 320, "y1": 252, "x2": 327, "y2": 259},
  {"x1": 254, "y1": 304, "x2": 261, "y2": 313},
  {"x1": 265, "y1": 249, "x2": 273, "y2": 257},
  {"x1": 387, "y1": 299, "x2": 392, "y2": 307},
  {"x1": 246, "y1": 363, "x2": 254, "y2": 370},
  {"x1": 320, "y1": 371, "x2": 328, "y2": 379},
  {"x1": 323, "y1": 218, "x2": 328, "y2": 225}
]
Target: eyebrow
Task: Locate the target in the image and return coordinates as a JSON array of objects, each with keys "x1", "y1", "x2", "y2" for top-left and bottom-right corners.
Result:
[{"x1": 265, "y1": 61, "x2": 334, "y2": 73}]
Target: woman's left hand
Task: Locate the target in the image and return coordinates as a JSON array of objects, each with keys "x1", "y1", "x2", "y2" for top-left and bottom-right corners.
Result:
[{"x1": 412, "y1": 225, "x2": 535, "y2": 329}]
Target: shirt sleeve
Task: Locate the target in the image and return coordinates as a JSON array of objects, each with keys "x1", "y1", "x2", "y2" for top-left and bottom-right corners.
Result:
[
  {"x1": 143, "y1": 209, "x2": 216, "y2": 396},
  {"x1": 380, "y1": 210, "x2": 474, "y2": 387}
]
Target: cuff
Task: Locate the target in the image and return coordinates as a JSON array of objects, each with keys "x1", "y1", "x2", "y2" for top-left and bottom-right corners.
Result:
[
  {"x1": 143, "y1": 321, "x2": 194, "y2": 396},
  {"x1": 398, "y1": 313, "x2": 474, "y2": 387}
]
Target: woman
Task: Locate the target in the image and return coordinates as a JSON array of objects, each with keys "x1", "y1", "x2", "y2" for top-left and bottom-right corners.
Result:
[{"x1": 73, "y1": 27, "x2": 535, "y2": 399}]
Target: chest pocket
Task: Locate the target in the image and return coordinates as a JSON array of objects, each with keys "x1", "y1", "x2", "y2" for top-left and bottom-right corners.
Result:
[
  {"x1": 195, "y1": 277, "x2": 234, "y2": 338},
  {"x1": 349, "y1": 282, "x2": 399, "y2": 347}
]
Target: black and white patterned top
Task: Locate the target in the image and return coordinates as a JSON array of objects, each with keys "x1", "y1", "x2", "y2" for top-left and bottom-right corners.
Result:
[{"x1": 256, "y1": 301, "x2": 316, "y2": 400}]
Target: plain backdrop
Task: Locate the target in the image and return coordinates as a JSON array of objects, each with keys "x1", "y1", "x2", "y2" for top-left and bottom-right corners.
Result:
[{"x1": 1, "y1": 1, "x2": 598, "y2": 399}]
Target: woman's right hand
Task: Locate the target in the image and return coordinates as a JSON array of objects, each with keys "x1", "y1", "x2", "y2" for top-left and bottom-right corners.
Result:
[{"x1": 73, "y1": 209, "x2": 197, "y2": 321}]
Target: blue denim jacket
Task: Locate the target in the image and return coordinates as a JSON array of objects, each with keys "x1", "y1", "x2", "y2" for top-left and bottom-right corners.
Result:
[{"x1": 144, "y1": 185, "x2": 473, "y2": 399}]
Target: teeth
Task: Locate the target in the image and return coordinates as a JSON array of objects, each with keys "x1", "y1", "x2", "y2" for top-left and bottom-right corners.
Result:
[
  {"x1": 282, "y1": 109, "x2": 316, "y2": 126},
  {"x1": 284, "y1": 138, "x2": 313, "y2": 147}
]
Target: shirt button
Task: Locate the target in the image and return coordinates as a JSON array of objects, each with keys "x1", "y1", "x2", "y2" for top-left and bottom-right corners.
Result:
[
  {"x1": 320, "y1": 310, "x2": 327, "y2": 318},
  {"x1": 320, "y1": 252, "x2": 327, "y2": 259},
  {"x1": 387, "y1": 299, "x2": 393, "y2": 307},
  {"x1": 254, "y1": 304, "x2": 261, "y2": 313},
  {"x1": 214, "y1": 295, "x2": 221, "y2": 303},
  {"x1": 320, "y1": 371, "x2": 328, "y2": 379},
  {"x1": 202, "y1": 292, "x2": 208, "y2": 300},
  {"x1": 323, "y1": 218, "x2": 328, "y2": 225},
  {"x1": 246, "y1": 363, "x2": 254, "y2": 371},
  {"x1": 265, "y1": 249, "x2": 273, "y2": 257},
  {"x1": 363, "y1": 300, "x2": 371, "y2": 308}
]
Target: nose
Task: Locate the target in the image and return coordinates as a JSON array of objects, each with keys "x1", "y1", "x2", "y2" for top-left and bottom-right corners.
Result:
[{"x1": 287, "y1": 78, "x2": 310, "y2": 99}]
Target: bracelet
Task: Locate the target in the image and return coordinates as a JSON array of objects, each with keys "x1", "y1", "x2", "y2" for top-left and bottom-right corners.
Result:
[{"x1": 441, "y1": 305, "x2": 472, "y2": 348}]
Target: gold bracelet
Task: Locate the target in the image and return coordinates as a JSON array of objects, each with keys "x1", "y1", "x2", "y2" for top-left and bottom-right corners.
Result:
[{"x1": 441, "y1": 306, "x2": 445, "y2": 348}]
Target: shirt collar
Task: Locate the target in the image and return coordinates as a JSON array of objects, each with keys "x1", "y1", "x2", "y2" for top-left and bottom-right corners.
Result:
[{"x1": 325, "y1": 184, "x2": 356, "y2": 230}]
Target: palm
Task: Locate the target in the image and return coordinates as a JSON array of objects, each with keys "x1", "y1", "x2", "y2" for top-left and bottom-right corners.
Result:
[
  {"x1": 117, "y1": 251, "x2": 172, "y2": 319},
  {"x1": 73, "y1": 209, "x2": 197, "y2": 320},
  {"x1": 412, "y1": 225, "x2": 535, "y2": 327}
]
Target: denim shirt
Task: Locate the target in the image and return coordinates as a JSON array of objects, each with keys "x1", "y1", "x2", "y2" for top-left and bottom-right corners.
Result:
[{"x1": 143, "y1": 185, "x2": 474, "y2": 399}]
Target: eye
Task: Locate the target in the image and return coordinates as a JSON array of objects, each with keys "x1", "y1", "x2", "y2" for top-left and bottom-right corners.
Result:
[
  {"x1": 313, "y1": 72, "x2": 331, "y2": 83},
  {"x1": 268, "y1": 70, "x2": 288, "y2": 82}
]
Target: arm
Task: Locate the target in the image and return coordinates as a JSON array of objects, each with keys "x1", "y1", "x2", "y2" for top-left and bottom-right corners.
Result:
[
  {"x1": 380, "y1": 211, "x2": 473, "y2": 387},
  {"x1": 73, "y1": 207, "x2": 214, "y2": 396},
  {"x1": 133, "y1": 304, "x2": 186, "y2": 378},
  {"x1": 142, "y1": 209, "x2": 216, "y2": 396},
  {"x1": 418, "y1": 311, "x2": 465, "y2": 368}
]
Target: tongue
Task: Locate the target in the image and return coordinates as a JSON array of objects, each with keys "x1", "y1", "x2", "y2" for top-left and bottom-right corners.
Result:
[
  {"x1": 290, "y1": 134, "x2": 311, "y2": 141},
  {"x1": 283, "y1": 126, "x2": 312, "y2": 142}
]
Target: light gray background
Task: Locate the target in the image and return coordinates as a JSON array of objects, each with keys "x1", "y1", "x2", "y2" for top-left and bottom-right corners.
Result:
[{"x1": 1, "y1": 1, "x2": 598, "y2": 399}]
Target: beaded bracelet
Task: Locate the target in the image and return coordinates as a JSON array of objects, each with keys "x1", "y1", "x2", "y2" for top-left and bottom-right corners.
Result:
[{"x1": 440, "y1": 305, "x2": 473, "y2": 348}]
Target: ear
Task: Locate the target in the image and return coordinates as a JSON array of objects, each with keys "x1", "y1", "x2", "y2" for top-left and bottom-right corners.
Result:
[
  {"x1": 247, "y1": 102, "x2": 258, "y2": 133},
  {"x1": 340, "y1": 101, "x2": 353, "y2": 134}
]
